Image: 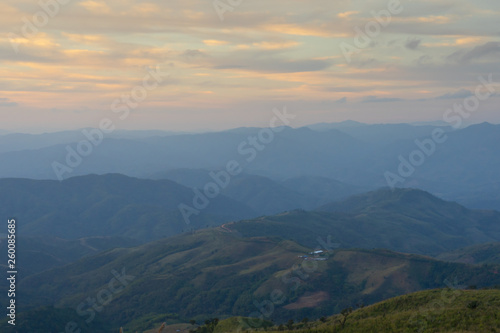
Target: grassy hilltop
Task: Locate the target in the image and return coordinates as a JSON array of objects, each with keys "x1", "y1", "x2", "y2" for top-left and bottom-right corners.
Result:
[{"x1": 171, "y1": 288, "x2": 500, "y2": 333}]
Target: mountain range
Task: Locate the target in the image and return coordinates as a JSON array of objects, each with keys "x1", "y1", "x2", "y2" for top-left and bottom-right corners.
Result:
[
  {"x1": 1, "y1": 122, "x2": 499, "y2": 211},
  {"x1": 2, "y1": 121, "x2": 500, "y2": 332}
]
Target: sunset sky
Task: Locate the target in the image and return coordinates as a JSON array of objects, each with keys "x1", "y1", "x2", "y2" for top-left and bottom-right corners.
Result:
[{"x1": 1, "y1": 0, "x2": 499, "y2": 132}]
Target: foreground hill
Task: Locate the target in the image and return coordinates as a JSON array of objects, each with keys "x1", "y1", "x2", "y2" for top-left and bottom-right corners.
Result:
[
  {"x1": 130, "y1": 288, "x2": 500, "y2": 332},
  {"x1": 0, "y1": 174, "x2": 255, "y2": 242},
  {"x1": 13, "y1": 229, "x2": 500, "y2": 332},
  {"x1": 230, "y1": 188, "x2": 500, "y2": 256}
]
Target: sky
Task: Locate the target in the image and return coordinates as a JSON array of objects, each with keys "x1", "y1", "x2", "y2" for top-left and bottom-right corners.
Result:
[{"x1": 1, "y1": 0, "x2": 500, "y2": 133}]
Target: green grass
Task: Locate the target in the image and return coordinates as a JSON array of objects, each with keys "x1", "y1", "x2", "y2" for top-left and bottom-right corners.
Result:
[
  {"x1": 262, "y1": 288, "x2": 500, "y2": 333},
  {"x1": 214, "y1": 317, "x2": 273, "y2": 333}
]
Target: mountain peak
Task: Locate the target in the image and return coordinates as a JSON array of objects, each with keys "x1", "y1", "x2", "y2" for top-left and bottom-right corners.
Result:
[
  {"x1": 318, "y1": 187, "x2": 455, "y2": 214},
  {"x1": 307, "y1": 120, "x2": 367, "y2": 131}
]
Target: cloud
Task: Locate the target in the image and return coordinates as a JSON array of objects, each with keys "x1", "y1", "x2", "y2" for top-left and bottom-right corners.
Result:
[
  {"x1": 209, "y1": 51, "x2": 333, "y2": 73},
  {"x1": 251, "y1": 41, "x2": 300, "y2": 50},
  {"x1": 436, "y1": 89, "x2": 473, "y2": 100},
  {"x1": 214, "y1": 58, "x2": 331, "y2": 73},
  {"x1": 447, "y1": 41, "x2": 500, "y2": 63},
  {"x1": 362, "y1": 96, "x2": 404, "y2": 103},
  {"x1": 203, "y1": 40, "x2": 229, "y2": 46},
  {"x1": 337, "y1": 11, "x2": 358, "y2": 19},
  {"x1": 455, "y1": 37, "x2": 483, "y2": 45},
  {"x1": 417, "y1": 55, "x2": 432, "y2": 65},
  {"x1": 213, "y1": 65, "x2": 246, "y2": 70},
  {"x1": 79, "y1": 1, "x2": 113, "y2": 14},
  {"x1": 182, "y1": 49, "x2": 209, "y2": 59},
  {"x1": 0, "y1": 98, "x2": 18, "y2": 107},
  {"x1": 405, "y1": 38, "x2": 422, "y2": 50},
  {"x1": 1, "y1": 0, "x2": 500, "y2": 131}
]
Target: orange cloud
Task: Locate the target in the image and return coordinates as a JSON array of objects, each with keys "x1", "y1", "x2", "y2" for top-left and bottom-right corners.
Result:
[
  {"x1": 337, "y1": 11, "x2": 359, "y2": 19},
  {"x1": 455, "y1": 37, "x2": 483, "y2": 45},
  {"x1": 252, "y1": 41, "x2": 300, "y2": 49},
  {"x1": 79, "y1": 1, "x2": 112, "y2": 14},
  {"x1": 203, "y1": 40, "x2": 229, "y2": 46},
  {"x1": 417, "y1": 15, "x2": 452, "y2": 24},
  {"x1": 263, "y1": 24, "x2": 348, "y2": 38}
]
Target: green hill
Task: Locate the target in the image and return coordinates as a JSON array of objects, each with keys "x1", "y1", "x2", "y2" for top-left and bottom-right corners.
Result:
[
  {"x1": 229, "y1": 188, "x2": 500, "y2": 256},
  {"x1": 0, "y1": 236, "x2": 140, "y2": 283},
  {"x1": 437, "y1": 242, "x2": 500, "y2": 265},
  {"x1": 318, "y1": 187, "x2": 467, "y2": 216},
  {"x1": 0, "y1": 174, "x2": 256, "y2": 242}
]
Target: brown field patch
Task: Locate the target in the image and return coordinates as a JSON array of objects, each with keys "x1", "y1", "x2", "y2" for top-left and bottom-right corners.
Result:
[{"x1": 284, "y1": 291, "x2": 329, "y2": 310}]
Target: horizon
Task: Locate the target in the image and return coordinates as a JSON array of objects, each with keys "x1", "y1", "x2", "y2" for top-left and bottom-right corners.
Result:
[{"x1": 1, "y1": 118, "x2": 499, "y2": 135}]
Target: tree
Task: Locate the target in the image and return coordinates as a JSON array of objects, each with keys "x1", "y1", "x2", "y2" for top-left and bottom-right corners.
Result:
[
  {"x1": 286, "y1": 319, "x2": 294, "y2": 330},
  {"x1": 204, "y1": 318, "x2": 219, "y2": 333},
  {"x1": 190, "y1": 319, "x2": 196, "y2": 326},
  {"x1": 339, "y1": 307, "x2": 353, "y2": 328}
]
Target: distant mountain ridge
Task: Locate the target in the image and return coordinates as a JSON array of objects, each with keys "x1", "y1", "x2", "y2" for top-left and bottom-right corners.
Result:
[{"x1": 151, "y1": 170, "x2": 365, "y2": 215}]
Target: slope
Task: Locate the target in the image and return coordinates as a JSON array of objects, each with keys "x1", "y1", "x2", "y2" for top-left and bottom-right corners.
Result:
[
  {"x1": 15, "y1": 229, "x2": 500, "y2": 331},
  {"x1": 0, "y1": 236, "x2": 140, "y2": 279},
  {"x1": 437, "y1": 242, "x2": 500, "y2": 265}
]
